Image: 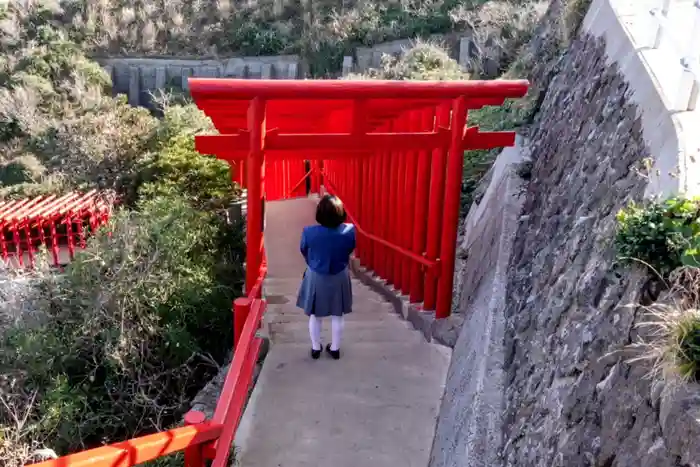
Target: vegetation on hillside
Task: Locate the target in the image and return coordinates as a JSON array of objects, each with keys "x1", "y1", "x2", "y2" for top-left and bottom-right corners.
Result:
[
  {"x1": 0, "y1": 3, "x2": 244, "y2": 466},
  {"x1": 616, "y1": 198, "x2": 700, "y2": 277},
  {"x1": 1, "y1": 0, "x2": 548, "y2": 76},
  {"x1": 616, "y1": 198, "x2": 700, "y2": 385}
]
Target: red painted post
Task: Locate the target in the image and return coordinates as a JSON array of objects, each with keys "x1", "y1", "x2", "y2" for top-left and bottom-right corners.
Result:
[
  {"x1": 245, "y1": 98, "x2": 266, "y2": 295},
  {"x1": 423, "y1": 102, "x2": 451, "y2": 311},
  {"x1": 409, "y1": 108, "x2": 435, "y2": 304},
  {"x1": 436, "y1": 97, "x2": 468, "y2": 319},
  {"x1": 401, "y1": 111, "x2": 419, "y2": 295},
  {"x1": 353, "y1": 158, "x2": 363, "y2": 260},
  {"x1": 385, "y1": 120, "x2": 399, "y2": 286},
  {"x1": 266, "y1": 161, "x2": 276, "y2": 201},
  {"x1": 365, "y1": 153, "x2": 377, "y2": 269},
  {"x1": 23, "y1": 224, "x2": 35, "y2": 267},
  {"x1": 357, "y1": 157, "x2": 367, "y2": 266},
  {"x1": 233, "y1": 297, "x2": 252, "y2": 349},
  {"x1": 0, "y1": 226, "x2": 7, "y2": 264},
  {"x1": 313, "y1": 160, "x2": 321, "y2": 194},
  {"x1": 49, "y1": 221, "x2": 59, "y2": 266},
  {"x1": 378, "y1": 136, "x2": 392, "y2": 279},
  {"x1": 394, "y1": 114, "x2": 408, "y2": 292},
  {"x1": 183, "y1": 410, "x2": 207, "y2": 467}
]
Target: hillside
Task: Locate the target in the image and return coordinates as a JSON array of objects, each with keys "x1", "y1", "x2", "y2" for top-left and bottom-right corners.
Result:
[
  {"x1": 0, "y1": 2, "x2": 246, "y2": 466},
  {"x1": 3, "y1": 0, "x2": 546, "y2": 76}
]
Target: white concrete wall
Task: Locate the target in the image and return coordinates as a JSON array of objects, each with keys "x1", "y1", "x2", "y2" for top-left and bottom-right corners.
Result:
[{"x1": 583, "y1": 0, "x2": 700, "y2": 199}]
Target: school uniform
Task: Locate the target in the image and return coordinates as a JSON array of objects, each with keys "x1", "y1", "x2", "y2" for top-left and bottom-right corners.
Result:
[{"x1": 296, "y1": 223, "x2": 356, "y2": 317}]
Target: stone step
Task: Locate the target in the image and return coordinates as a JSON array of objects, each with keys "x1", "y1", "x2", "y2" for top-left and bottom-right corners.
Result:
[
  {"x1": 265, "y1": 310, "x2": 400, "y2": 327},
  {"x1": 268, "y1": 318, "x2": 423, "y2": 345},
  {"x1": 265, "y1": 277, "x2": 377, "y2": 295},
  {"x1": 266, "y1": 296, "x2": 395, "y2": 313},
  {"x1": 265, "y1": 302, "x2": 397, "y2": 324}
]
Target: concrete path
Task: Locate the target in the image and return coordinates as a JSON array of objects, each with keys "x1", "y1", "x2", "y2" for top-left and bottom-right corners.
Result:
[{"x1": 235, "y1": 196, "x2": 451, "y2": 467}]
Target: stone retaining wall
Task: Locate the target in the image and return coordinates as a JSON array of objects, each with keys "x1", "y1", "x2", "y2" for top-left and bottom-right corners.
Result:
[
  {"x1": 100, "y1": 56, "x2": 300, "y2": 108},
  {"x1": 430, "y1": 0, "x2": 700, "y2": 465}
]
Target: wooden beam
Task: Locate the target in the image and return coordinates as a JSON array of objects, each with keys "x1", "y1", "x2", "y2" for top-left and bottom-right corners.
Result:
[
  {"x1": 190, "y1": 78, "x2": 530, "y2": 100},
  {"x1": 195, "y1": 128, "x2": 451, "y2": 157},
  {"x1": 461, "y1": 126, "x2": 517, "y2": 150}
]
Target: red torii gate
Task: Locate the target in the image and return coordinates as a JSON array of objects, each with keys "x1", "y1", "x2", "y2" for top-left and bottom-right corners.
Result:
[{"x1": 189, "y1": 78, "x2": 529, "y2": 320}]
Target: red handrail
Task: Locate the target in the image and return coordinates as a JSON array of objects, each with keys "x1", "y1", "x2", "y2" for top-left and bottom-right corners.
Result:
[
  {"x1": 323, "y1": 173, "x2": 439, "y2": 272},
  {"x1": 28, "y1": 265, "x2": 268, "y2": 467},
  {"x1": 288, "y1": 169, "x2": 313, "y2": 198},
  {"x1": 28, "y1": 423, "x2": 223, "y2": 467}
]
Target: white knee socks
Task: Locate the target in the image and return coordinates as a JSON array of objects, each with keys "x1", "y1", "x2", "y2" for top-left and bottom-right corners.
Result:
[
  {"x1": 330, "y1": 316, "x2": 344, "y2": 351},
  {"x1": 309, "y1": 315, "x2": 321, "y2": 351},
  {"x1": 308, "y1": 315, "x2": 345, "y2": 352}
]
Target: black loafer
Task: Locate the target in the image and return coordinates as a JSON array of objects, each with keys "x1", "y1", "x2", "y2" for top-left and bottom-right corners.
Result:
[
  {"x1": 311, "y1": 348, "x2": 322, "y2": 360},
  {"x1": 325, "y1": 344, "x2": 340, "y2": 360}
]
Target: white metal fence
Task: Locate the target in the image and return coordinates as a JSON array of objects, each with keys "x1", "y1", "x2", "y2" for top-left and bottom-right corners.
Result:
[{"x1": 645, "y1": 0, "x2": 700, "y2": 110}]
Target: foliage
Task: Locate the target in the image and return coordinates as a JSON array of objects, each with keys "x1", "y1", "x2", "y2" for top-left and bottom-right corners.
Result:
[
  {"x1": 137, "y1": 135, "x2": 240, "y2": 210},
  {"x1": 676, "y1": 311, "x2": 700, "y2": 382},
  {"x1": 346, "y1": 40, "x2": 466, "y2": 80},
  {"x1": 0, "y1": 155, "x2": 46, "y2": 186},
  {"x1": 0, "y1": 2, "x2": 247, "y2": 463},
  {"x1": 615, "y1": 197, "x2": 700, "y2": 277},
  {"x1": 0, "y1": 0, "x2": 545, "y2": 77},
  {"x1": 627, "y1": 268, "x2": 700, "y2": 385},
  {"x1": 0, "y1": 194, "x2": 244, "y2": 456},
  {"x1": 0, "y1": 2, "x2": 161, "y2": 198}
]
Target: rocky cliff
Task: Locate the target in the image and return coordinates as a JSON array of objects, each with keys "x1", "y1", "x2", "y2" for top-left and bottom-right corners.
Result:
[
  {"x1": 501, "y1": 32, "x2": 656, "y2": 466},
  {"x1": 431, "y1": 5, "x2": 700, "y2": 466}
]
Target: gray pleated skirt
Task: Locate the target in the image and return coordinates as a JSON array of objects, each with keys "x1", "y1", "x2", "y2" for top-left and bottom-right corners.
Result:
[{"x1": 296, "y1": 267, "x2": 353, "y2": 317}]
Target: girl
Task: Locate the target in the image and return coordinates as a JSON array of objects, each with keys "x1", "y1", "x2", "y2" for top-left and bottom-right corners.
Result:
[{"x1": 296, "y1": 195, "x2": 356, "y2": 360}]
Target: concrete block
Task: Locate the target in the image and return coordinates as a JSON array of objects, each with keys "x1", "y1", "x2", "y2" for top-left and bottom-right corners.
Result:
[
  {"x1": 181, "y1": 68, "x2": 192, "y2": 92},
  {"x1": 155, "y1": 66, "x2": 166, "y2": 90},
  {"x1": 342, "y1": 56, "x2": 354, "y2": 76},
  {"x1": 128, "y1": 66, "x2": 140, "y2": 106},
  {"x1": 225, "y1": 58, "x2": 245, "y2": 77},
  {"x1": 287, "y1": 62, "x2": 298, "y2": 79},
  {"x1": 459, "y1": 36, "x2": 471, "y2": 70}
]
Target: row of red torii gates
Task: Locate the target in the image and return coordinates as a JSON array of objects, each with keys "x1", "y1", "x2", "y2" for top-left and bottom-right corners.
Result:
[
  {"x1": 31, "y1": 78, "x2": 529, "y2": 467},
  {"x1": 190, "y1": 78, "x2": 529, "y2": 320}
]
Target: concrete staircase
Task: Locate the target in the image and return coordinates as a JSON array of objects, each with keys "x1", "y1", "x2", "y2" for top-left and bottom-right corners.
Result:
[{"x1": 233, "y1": 197, "x2": 451, "y2": 467}]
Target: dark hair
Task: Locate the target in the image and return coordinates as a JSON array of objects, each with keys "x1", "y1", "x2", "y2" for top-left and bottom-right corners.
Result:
[{"x1": 316, "y1": 194, "x2": 347, "y2": 228}]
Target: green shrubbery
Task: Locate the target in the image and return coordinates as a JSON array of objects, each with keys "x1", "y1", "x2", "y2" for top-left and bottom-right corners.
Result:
[
  {"x1": 616, "y1": 198, "x2": 700, "y2": 384},
  {"x1": 0, "y1": 3, "x2": 244, "y2": 466},
  {"x1": 616, "y1": 197, "x2": 700, "y2": 276},
  {"x1": 345, "y1": 40, "x2": 467, "y2": 80},
  {"x1": 2, "y1": 195, "x2": 242, "y2": 453}
]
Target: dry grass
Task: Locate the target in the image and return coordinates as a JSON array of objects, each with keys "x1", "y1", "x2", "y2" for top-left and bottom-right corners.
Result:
[
  {"x1": 345, "y1": 39, "x2": 467, "y2": 80},
  {"x1": 1, "y1": 0, "x2": 548, "y2": 76},
  {"x1": 627, "y1": 267, "x2": 700, "y2": 384},
  {"x1": 451, "y1": 0, "x2": 548, "y2": 77}
]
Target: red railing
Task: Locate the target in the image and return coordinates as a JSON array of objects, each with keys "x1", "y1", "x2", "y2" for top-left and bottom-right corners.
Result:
[
  {"x1": 31, "y1": 256, "x2": 268, "y2": 467},
  {"x1": 319, "y1": 100, "x2": 473, "y2": 318}
]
